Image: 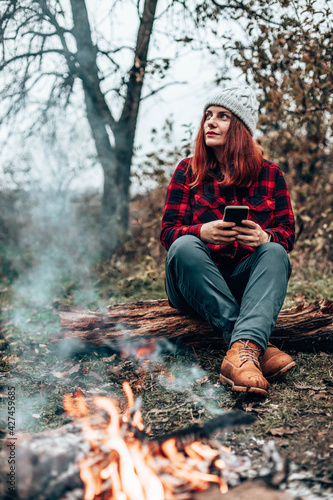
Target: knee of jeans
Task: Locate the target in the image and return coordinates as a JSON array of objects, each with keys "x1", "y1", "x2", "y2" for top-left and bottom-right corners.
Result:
[
  {"x1": 166, "y1": 235, "x2": 206, "y2": 269},
  {"x1": 259, "y1": 242, "x2": 291, "y2": 274}
]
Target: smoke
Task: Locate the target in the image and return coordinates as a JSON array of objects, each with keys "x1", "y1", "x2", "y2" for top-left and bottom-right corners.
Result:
[
  {"x1": 12, "y1": 188, "x2": 101, "y2": 308},
  {"x1": 97, "y1": 332, "x2": 228, "y2": 417},
  {"x1": 1, "y1": 122, "x2": 227, "y2": 437},
  {"x1": 157, "y1": 358, "x2": 227, "y2": 416},
  {"x1": 0, "y1": 130, "x2": 107, "y2": 433}
]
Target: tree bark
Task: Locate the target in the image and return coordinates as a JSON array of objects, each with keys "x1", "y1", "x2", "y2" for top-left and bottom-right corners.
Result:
[
  {"x1": 110, "y1": 0, "x2": 158, "y2": 254},
  {"x1": 70, "y1": 0, "x2": 120, "y2": 257},
  {"x1": 57, "y1": 299, "x2": 333, "y2": 352},
  {"x1": 70, "y1": 0, "x2": 158, "y2": 259}
]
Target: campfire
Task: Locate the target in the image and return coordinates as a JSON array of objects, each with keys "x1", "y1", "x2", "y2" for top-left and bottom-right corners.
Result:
[{"x1": 63, "y1": 383, "x2": 255, "y2": 500}]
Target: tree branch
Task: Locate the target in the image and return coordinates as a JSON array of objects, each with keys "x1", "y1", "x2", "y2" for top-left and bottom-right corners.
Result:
[
  {"x1": 70, "y1": 0, "x2": 116, "y2": 128},
  {"x1": 22, "y1": 28, "x2": 70, "y2": 38},
  {"x1": 0, "y1": 49, "x2": 65, "y2": 71},
  {"x1": 97, "y1": 49, "x2": 121, "y2": 71},
  {"x1": 119, "y1": 0, "x2": 158, "y2": 130},
  {"x1": 36, "y1": 0, "x2": 77, "y2": 75},
  {"x1": 210, "y1": 0, "x2": 283, "y2": 26},
  {"x1": 141, "y1": 80, "x2": 187, "y2": 100}
]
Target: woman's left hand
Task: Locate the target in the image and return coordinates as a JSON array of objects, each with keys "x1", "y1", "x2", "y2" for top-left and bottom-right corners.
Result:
[{"x1": 234, "y1": 220, "x2": 270, "y2": 248}]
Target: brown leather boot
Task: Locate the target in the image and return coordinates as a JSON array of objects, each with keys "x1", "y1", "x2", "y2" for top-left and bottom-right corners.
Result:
[
  {"x1": 220, "y1": 340, "x2": 269, "y2": 396},
  {"x1": 260, "y1": 342, "x2": 296, "y2": 380}
]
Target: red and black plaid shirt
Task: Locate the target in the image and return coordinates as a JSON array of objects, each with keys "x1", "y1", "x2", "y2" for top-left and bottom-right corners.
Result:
[{"x1": 160, "y1": 158, "x2": 295, "y2": 270}]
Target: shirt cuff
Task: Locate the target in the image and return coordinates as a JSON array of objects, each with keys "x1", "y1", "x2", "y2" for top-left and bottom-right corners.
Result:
[
  {"x1": 188, "y1": 224, "x2": 204, "y2": 239},
  {"x1": 265, "y1": 230, "x2": 274, "y2": 242}
]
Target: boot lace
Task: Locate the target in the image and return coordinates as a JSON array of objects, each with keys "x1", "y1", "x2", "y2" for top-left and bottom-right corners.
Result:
[{"x1": 238, "y1": 340, "x2": 261, "y2": 367}]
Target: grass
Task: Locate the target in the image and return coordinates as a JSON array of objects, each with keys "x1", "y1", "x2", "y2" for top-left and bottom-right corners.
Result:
[
  {"x1": 0, "y1": 291, "x2": 332, "y2": 498},
  {"x1": 1, "y1": 278, "x2": 332, "y2": 441},
  {"x1": 1, "y1": 228, "x2": 333, "y2": 496}
]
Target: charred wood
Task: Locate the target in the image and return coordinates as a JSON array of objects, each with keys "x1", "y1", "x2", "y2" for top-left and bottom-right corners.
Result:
[{"x1": 153, "y1": 411, "x2": 256, "y2": 444}]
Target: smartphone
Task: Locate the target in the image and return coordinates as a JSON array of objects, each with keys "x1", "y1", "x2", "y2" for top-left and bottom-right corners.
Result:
[{"x1": 223, "y1": 205, "x2": 249, "y2": 226}]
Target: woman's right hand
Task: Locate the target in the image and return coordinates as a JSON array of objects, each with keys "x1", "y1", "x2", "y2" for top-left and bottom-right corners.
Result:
[{"x1": 200, "y1": 220, "x2": 237, "y2": 245}]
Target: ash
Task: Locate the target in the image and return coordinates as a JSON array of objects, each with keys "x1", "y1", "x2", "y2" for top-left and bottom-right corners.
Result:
[{"x1": 221, "y1": 435, "x2": 333, "y2": 500}]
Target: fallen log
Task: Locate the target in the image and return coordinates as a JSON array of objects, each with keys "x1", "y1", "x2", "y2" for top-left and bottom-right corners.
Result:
[{"x1": 57, "y1": 299, "x2": 333, "y2": 352}]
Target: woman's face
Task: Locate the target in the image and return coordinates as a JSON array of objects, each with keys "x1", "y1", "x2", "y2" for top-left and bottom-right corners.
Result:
[{"x1": 204, "y1": 106, "x2": 231, "y2": 152}]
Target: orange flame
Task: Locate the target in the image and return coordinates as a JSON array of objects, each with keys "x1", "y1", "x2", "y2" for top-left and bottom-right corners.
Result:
[
  {"x1": 64, "y1": 384, "x2": 230, "y2": 499},
  {"x1": 135, "y1": 345, "x2": 156, "y2": 359},
  {"x1": 63, "y1": 389, "x2": 89, "y2": 418}
]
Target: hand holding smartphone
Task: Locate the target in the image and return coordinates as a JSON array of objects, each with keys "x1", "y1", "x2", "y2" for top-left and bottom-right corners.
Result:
[{"x1": 223, "y1": 205, "x2": 249, "y2": 227}]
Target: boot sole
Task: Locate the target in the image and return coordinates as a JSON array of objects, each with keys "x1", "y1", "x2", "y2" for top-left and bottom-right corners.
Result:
[
  {"x1": 264, "y1": 361, "x2": 296, "y2": 381},
  {"x1": 219, "y1": 374, "x2": 268, "y2": 397}
]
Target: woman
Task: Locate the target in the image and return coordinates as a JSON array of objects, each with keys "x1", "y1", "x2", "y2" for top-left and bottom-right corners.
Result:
[{"x1": 160, "y1": 86, "x2": 296, "y2": 397}]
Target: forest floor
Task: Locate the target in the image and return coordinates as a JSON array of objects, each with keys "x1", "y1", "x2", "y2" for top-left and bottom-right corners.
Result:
[{"x1": 0, "y1": 269, "x2": 333, "y2": 499}]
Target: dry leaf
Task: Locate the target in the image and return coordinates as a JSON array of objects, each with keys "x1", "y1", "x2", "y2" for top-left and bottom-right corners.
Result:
[
  {"x1": 7, "y1": 354, "x2": 20, "y2": 363},
  {"x1": 312, "y1": 392, "x2": 329, "y2": 400},
  {"x1": 89, "y1": 371, "x2": 103, "y2": 382},
  {"x1": 269, "y1": 426, "x2": 296, "y2": 436},
  {"x1": 52, "y1": 371, "x2": 69, "y2": 379},
  {"x1": 68, "y1": 363, "x2": 80, "y2": 375},
  {"x1": 107, "y1": 366, "x2": 122, "y2": 376},
  {"x1": 195, "y1": 375, "x2": 209, "y2": 385},
  {"x1": 103, "y1": 354, "x2": 117, "y2": 363}
]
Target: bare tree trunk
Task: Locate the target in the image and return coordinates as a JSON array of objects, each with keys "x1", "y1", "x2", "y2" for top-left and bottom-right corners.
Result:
[
  {"x1": 70, "y1": 0, "x2": 158, "y2": 258},
  {"x1": 108, "y1": 0, "x2": 159, "y2": 256}
]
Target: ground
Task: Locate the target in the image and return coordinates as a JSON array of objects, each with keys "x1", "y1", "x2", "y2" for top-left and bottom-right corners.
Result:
[{"x1": 0, "y1": 282, "x2": 332, "y2": 499}]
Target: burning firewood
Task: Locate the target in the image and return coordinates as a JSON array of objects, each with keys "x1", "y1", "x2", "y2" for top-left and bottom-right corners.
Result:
[
  {"x1": 62, "y1": 383, "x2": 256, "y2": 500},
  {"x1": 56, "y1": 299, "x2": 333, "y2": 352},
  {"x1": 0, "y1": 384, "x2": 256, "y2": 500}
]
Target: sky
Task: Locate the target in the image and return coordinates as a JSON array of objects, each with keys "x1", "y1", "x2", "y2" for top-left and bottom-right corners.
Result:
[{"x1": 0, "y1": 0, "x2": 247, "y2": 193}]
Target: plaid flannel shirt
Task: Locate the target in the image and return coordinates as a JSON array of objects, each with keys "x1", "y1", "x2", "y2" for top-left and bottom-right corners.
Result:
[{"x1": 160, "y1": 158, "x2": 295, "y2": 270}]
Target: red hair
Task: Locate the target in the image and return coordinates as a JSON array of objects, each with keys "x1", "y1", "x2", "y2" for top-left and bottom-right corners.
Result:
[{"x1": 191, "y1": 112, "x2": 263, "y2": 188}]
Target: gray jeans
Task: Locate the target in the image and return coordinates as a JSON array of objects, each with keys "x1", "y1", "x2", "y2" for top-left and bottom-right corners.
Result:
[{"x1": 165, "y1": 235, "x2": 291, "y2": 352}]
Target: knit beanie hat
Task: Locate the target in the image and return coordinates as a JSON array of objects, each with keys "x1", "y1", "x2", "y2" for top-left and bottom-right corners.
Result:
[{"x1": 203, "y1": 86, "x2": 259, "y2": 135}]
